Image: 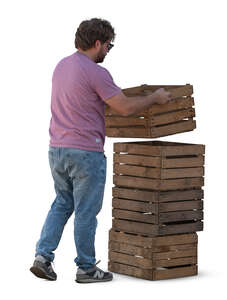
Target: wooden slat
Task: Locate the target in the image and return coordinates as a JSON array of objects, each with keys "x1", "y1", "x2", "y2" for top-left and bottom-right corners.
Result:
[
  {"x1": 113, "y1": 209, "x2": 157, "y2": 224},
  {"x1": 159, "y1": 221, "x2": 203, "y2": 235},
  {"x1": 126, "y1": 141, "x2": 198, "y2": 146},
  {"x1": 114, "y1": 142, "x2": 162, "y2": 156},
  {"x1": 114, "y1": 154, "x2": 204, "y2": 169},
  {"x1": 153, "y1": 265, "x2": 197, "y2": 280},
  {"x1": 161, "y1": 143, "x2": 205, "y2": 156},
  {"x1": 109, "y1": 236, "x2": 197, "y2": 254},
  {"x1": 159, "y1": 200, "x2": 203, "y2": 212},
  {"x1": 108, "y1": 261, "x2": 197, "y2": 280},
  {"x1": 114, "y1": 164, "x2": 204, "y2": 179},
  {"x1": 112, "y1": 219, "x2": 158, "y2": 235},
  {"x1": 159, "y1": 189, "x2": 204, "y2": 202},
  {"x1": 114, "y1": 164, "x2": 161, "y2": 178},
  {"x1": 112, "y1": 187, "x2": 159, "y2": 202},
  {"x1": 113, "y1": 175, "x2": 160, "y2": 190},
  {"x1": 154, "y1": 257, "x2": 197, "y2": 268},
  {"x1": 153, "y1": 248, "x2": 197, "y2": 260},
  {"x1": 112, "y1": 188, "x2": 204, "y2": 203},
  {"x1": 109, "y1": 229, "x2": 197, "y2": 247},
  {"x1": 109, "y1": 241, "x2": 152, "y2": 259},
  {"x1": 109, "y1": 251, "x2": 153, "y2": 269},
  {"x1": 159, "y1": 177, "x2": 204, "y2": 190},
  {"x1": 109, "y1": 232, "x2": 199, "y2": 253},
  {"x1": 108, "y1": 261, "x2": 153, "y2": 280},
  {"x1": 106, "y1": 116, "x2": 146, "y2": 127},
  {"x1": 150, "y1": 120, "x2": 196, "y2": 138},
  {"x1": 106, "y1": 127, "x2": 149, "y2": 138},
  {"x1": 152, "y1": 243, "x2": 197, "y2": 252},
  {"x1": 112, "y1": 198, "x2": 152, "y2": 212},
  {"x1": 149, "y1": 97, "x2": 194, "y2": 115},
  {"x1": 152, "y1": 233, "x2": 197, "y2": 246},
  {"x1": 113, "y1": 218, "x2": 203, "y2": 236},
  {"x1": 105, "y1": 105, "x2": 147, "y2": 117},
  {"x1": 109, "y1": 229, "x2": 155, "y2": 247},
  {"x1": 161, "y1": 167, "x2": 204, "y2": 179},
  {"x1": 159, "y1": 210, "x2": 203, "y2": 223},
  {"x1": 150, "y1": 108, "x2": 195, "y2": 126},
  {"x1": 106, "y1": 120, "x2": 196, "y2": 138},
  {"x1": 114, "y1": 153, "x2": 161, "y2": 167},
  {"x1": 162, "y1": 155, "x2": 204, "y2": 168},
  {"x1": 113, "y1": 209, "x2": 203, "y2": 224},
  {"x1": 114, "y1": 141, "x2": 205, "y2": 156},
  {"x1": 114, "y1": 175, "x2": 204, "y2": 191}
]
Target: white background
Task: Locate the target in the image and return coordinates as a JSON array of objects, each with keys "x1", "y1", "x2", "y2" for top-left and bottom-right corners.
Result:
[{"x1": 1, "y1": 0, "x2": 226, "y2": 299}]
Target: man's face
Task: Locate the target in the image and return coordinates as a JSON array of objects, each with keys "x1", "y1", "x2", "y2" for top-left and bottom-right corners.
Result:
[{"x1": 95, "y1": 40, "x2": 111, "y2": 63}]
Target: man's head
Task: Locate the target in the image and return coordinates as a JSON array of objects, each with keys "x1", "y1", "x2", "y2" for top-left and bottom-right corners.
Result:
[{"x1": 75, "y1": 18, "x2": 115, "y2": 63}]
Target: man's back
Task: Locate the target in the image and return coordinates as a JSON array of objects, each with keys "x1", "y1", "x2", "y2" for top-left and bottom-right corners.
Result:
[{"x1": 49, "y1": 51, "x2": 121, "y2": 152}]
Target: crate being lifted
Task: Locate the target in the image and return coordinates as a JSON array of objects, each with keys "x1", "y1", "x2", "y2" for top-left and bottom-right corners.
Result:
[
  {"x1": 108, "y1": 229, "x2": 198, "y2": 280},
  {"x1": 113, "y1": 140, "x2": 205, "y2": 236},
  {"x1": 105, "y1": 84, "x2": 196, "y2": 138}
]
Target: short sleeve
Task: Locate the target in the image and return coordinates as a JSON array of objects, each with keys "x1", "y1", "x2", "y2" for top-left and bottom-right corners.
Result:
[{"x1": 92, "y1": 67, "x2": 122, "y2": 102}]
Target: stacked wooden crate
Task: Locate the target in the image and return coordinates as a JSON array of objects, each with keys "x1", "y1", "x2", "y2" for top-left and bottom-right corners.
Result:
[
  {"x1": 109, "y1": 230, "x2": 198, "y2": 280},
  {"x1": 105, "y1": 84, "x2": 196, "y2": 138},
  {"x1": 106, "y1": 84, "x2": 205, "y2": 280}
]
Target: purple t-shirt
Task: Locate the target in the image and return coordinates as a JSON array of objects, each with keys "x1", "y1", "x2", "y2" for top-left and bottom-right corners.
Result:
[{"x1": 49, "y1": 51, "x2": 122, "y2": 152}]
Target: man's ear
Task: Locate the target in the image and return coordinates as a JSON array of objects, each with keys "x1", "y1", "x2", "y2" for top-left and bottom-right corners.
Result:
[{"x1": 94, "y1": 40, "x2": 101, "y2": 49}]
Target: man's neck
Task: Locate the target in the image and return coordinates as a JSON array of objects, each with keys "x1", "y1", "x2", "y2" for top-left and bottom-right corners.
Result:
[{"x1": 77, "y1": 49, "x2": 96, "y2": 62}]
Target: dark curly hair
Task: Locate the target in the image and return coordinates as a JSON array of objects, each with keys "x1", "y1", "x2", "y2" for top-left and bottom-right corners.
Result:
[{"x1": 75, "y1": 18, "x2": 116, "y2": 51}]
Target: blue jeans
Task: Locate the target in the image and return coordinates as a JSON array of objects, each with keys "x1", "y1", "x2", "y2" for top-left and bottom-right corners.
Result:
[{"x1": 35, "y1": 146, "x2": 106, "y2": 270}]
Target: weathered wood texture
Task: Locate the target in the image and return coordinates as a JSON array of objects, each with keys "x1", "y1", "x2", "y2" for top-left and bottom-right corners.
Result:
[
  {"x1": 112, "y1": 187, "x2": 204, "y2": 235},
  {"x1": 112, "y1": 141, "x2": 205, "y2": 235},
  {"x1": 113, "y1": 140, "x2": 205, "y2": 191},
  {"x1": 105, "y1": 84, "x2": 196, "y2": 138},
  {"x1": 108, "y1": 229, "x2": 198, "y2": 280}
]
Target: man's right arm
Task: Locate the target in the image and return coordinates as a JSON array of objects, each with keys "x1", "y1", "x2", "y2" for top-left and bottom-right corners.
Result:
[{"x1": 105, "y1": 88, "x2": 171, "y2": 116}]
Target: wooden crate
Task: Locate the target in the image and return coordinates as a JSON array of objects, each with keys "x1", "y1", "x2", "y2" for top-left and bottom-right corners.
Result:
[
  {"x1": 112, "y1": 141, "x2": 205, "y2": 236},
  {"x1": 113, "y1": 140, "x2": 205, "y2": 191},
  {"x1": 105, "y1": 84, "x2": 196, "y2": 138},
  {"x1": 112, "y1": 187, "x2": 204, "y2": 236},
  {"x1": 108, "y1": 229, "x2": 198, "y2": 280}
]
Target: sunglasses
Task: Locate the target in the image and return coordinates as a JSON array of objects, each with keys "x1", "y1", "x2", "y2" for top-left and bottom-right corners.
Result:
[{"x1": 107, "y1": 42, "x2": 114, "y2": 51}]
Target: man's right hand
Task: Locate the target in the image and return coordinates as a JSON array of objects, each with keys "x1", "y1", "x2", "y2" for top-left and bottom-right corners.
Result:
[{"x1": 153, "y1": 88, "x2": 172, "y2": 105}]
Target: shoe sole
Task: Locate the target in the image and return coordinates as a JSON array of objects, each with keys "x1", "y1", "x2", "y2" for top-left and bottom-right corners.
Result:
[
  {"x1": 75, "y1": 277, "x2": 113, "y2": 283},
  {"x1": 30, "y1": 266, "x2": 56, "y2": 281}
]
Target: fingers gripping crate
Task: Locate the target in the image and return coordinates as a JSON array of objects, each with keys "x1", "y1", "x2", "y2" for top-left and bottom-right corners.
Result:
[
  {"x1": 108, "y1": 229, "x2": 198, "y2": 280},
  {"x1": 113, "y1": 141, "x2": 205, "y2": 236},
  {"x1": 105, "y1": 84, "x2": 196, "y2": 138}
]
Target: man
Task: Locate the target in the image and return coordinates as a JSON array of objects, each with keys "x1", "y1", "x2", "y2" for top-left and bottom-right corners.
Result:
[{"x1": 30, "y1": 18, "x2": 171, "y2": 284}]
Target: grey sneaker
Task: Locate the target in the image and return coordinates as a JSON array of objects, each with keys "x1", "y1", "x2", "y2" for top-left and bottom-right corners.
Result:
[
  {"x1": 30, "y1": 255, "x2": 57, "y2": 281},
  {"x1": 76, "y1": 260, "x2": 113, "y2": 283}
]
